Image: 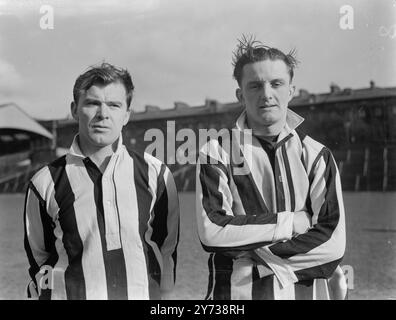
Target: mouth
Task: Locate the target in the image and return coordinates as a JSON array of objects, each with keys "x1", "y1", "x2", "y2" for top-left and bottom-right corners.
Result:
[
  {"x1": 259, "y1": 104, "x2": 277, "y2": 110},
  {"x1": 91, "y1": 125, "x2": 110, "y2": 130}
]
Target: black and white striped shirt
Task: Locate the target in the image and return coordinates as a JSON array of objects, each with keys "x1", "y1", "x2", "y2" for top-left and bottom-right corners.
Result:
[
  {"x1": 24, "y1": 136, "x2": 180, "y2": 299},
  {"x1": 196, "y1": 110, "x2": 346, "y2": 300}
]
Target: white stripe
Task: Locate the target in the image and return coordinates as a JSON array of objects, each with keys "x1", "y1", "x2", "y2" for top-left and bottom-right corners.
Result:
[
  {"x1": 144, "y1": 155, "x2": 165, "y2": 290},
  {"x1": 102, "y1": 154, "x2": 121, "y2": 251},
  {"x1": 25, "y1": 188, "x2": 47, "y2": 266},
  {"x1": 65, "y1": 155, "x2": 107, "y2": 300},
  {"x1": 230, "y1": 258, "x2": 253, "y2": 299},
  {"x1": 51, "y1": 220, "x2": 67, "y2": 300},
  {"x1": 208, "y1": 255, "x2": 215, "y2": 300},
  {"x1": 313, "y1": 279, "x2": 330, "y2": 300},
  {"x1": 51, "y1": 191, "x2": 68, "y2": 300},
  {"x1": 228, "y1": 174, "x2": 247, "y2": 216},
  {"x1": 286, "y1": 140, "x2": 310, "y2": 211},
  {"x1": 273, "y1": 277, "x2": 295, "y2": 300},
  {"x1": 115, "y1": 152, "x2": 149, "y2": 299}
]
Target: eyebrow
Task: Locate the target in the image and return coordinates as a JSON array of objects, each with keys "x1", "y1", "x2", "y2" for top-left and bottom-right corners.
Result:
[
  {"x1": 83, "y1": 98, "x2": 123, "y2": 106},
  {"x1": 247, "y1": 78, "x2": 287, "y2": 85}
]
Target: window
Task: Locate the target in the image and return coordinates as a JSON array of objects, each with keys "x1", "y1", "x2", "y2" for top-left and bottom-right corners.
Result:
[
  {"x1": 358, "y1": 108, "x2": 366, "y2": 118},
  {"x1": 374, "y1": 107, "x2": 383, "y2": 117}
]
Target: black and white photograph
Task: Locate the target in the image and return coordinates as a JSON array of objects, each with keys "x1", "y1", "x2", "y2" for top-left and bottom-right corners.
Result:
[{"x1": 0, "y1": 0, "x2": 395, "y2": 303}]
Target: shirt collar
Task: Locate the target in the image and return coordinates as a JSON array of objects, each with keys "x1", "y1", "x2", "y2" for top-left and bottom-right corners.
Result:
[{"x1": 68, "y1": 134, "x2": 124, "y2": 159}]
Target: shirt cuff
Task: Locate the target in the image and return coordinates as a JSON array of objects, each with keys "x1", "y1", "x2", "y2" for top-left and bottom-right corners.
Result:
[
  {"x1": 255, "y1": 246, "x2": 298, "y2": 288},
  {"x1": 273, "y1": 211, "x2": 294, "y2": 242}
]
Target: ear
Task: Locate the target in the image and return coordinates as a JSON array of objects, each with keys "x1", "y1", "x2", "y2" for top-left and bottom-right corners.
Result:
[
  {"x1": 71, "y1": 102, "x2": 78, "y2": 120},
  {"x1": 288, "y1": 84, "x2": 296, "y2": 102},
  {"x1": 123, "y1": 107, "x2": 131, "y2": 126},
  {"x1": 236, "y1": 88, "x2": 243, "y2": 104}
]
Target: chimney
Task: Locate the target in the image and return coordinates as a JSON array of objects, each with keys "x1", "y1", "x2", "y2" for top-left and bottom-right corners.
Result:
[
  {"x1": 330, "y1": 82, "x2": 341, "y2": 94},
  {"x1": 343, "y1": 88, "x2": 352, "y2": 95},
  {"x1": 145, "y1": 105, "x2": 161, "y2": 112},
  {"x1": 174, "y1": 101, "x2": 190, "y2": 109},
  {"x1": 205, "y1": 99, "x2": 218, "y2": 110},
  {"x1": 299, "y1": 89, "x2": 309, "y2": 98},
  {"x1": 370, "y1": 80, "x2": 375, "y2": 89}
]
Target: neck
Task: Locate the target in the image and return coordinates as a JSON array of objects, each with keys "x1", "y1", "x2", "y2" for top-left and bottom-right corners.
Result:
[
  {"x1": 247, "y1": 118, "x2": 285, "y2": 137},
  {"x1": 78, "y1": 136, "x2": 118, "y2": 173}
]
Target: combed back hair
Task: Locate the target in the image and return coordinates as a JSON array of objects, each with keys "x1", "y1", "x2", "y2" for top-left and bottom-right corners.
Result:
[
  {"x1": 232, "y1": 34, "x2": 298, "y2": 86},
  {"x1": 73, "y1": 62, "x2": 135, "y2": 109}
]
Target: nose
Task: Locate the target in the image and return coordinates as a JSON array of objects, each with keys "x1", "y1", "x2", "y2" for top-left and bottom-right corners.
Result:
[
  {"x1": 97, "y1": 103, "x2": 109, "y2": 119},
  {"x1": 261, "y1": 82, "x2": 273, "y2": 101}
]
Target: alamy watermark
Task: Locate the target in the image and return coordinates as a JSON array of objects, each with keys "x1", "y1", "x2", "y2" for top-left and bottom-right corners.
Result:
[
  {"x1": 339, "y1": 5, "x2": 354, "y2": 30},
  {"x1": 143, "y1": 121, "x2": 252, "y2": 175},
  {"x1": 39, "y1": 5, "x2": 54, "y2": 30}
]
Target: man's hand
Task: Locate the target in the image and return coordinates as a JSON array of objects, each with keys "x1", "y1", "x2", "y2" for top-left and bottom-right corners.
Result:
[{"x1": 292, "y1": 211, "x2": 311, "y2": 236}]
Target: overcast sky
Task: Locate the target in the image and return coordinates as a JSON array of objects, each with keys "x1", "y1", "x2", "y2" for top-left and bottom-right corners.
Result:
[{"x1": 0, "y1": 0, "x2": 395, "y2": 120}]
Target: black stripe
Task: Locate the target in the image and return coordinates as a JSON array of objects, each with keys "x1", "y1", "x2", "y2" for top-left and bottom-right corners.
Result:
[
  {"x1": 282, "y1": 144, "x2": 295, "y2": 211},
  {"x1": 201, "y1": 239, "x2": 273, "y2": 255},
  {"x1": 212, "y1": 253, "x2": 232, "y2": 300},
  {"x1": 203, "y1": 154, "x2": 229, "y2": 179},
  {"x1": 84, "y1": 158, "x2": 128, "y2": 300},
  {"x1": 205, "y1": 254, "x2": 214, "y2": 300},
  {"x1": 252, "y1": 269, "x2": 274, "y2": 300},
  {"x1": 232, "y1": 168, "x2": 271, "y2": 216},
  {"x1": 151, "y1": 164, "x2": 169, "y2": 249},
  {"x1": 295, "y1": 280, "x2": 314, "y2": 300},
  {"x1": 269, "y1": 148, "x2": 342, "y2": 259},
  {"x1": 275, "y1": 133, "x2": 293, "y2": 148},
  {"x1": 37, "y1": 185, "x2": 59, "y2": 300},
  {"x1": 274, "y1": 154, "x2": 286, "y2": 212},
  {"x1": 48, "y1": 156, "x2": 86, "y2": 300},
  {"x1": 296, "y1": 128, "x2": 307, "y2": 143},
  {"x1": 129, "y1": 150, "x2": 161, "y2": 299},
  {"x1": 200, "y1": 164, "x2": 277, "y2": 226},
  {"x1": 308, "y1": 147, "x2": 326, "y2": 185},
  {"x1": 294, "y1": 258, "x2": 343, "y2": 281}
]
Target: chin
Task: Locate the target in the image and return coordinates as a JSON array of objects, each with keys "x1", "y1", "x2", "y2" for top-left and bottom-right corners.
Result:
[{"x1": 90, "y1": 137, "x2": 115, "y2": 147}]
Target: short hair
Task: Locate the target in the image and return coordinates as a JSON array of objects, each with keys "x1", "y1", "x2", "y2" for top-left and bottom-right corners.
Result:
[
  {"x1": 232, "y1": 34, "x2": 298, "y2": 86},
  {"x1": 73, "y1": 62, "x2": 134, "y2": 109}
]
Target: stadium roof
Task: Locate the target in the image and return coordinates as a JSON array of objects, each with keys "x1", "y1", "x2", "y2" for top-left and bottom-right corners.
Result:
[{"x1": 0, "y1": 103, "x2": 53, "y2": 139}]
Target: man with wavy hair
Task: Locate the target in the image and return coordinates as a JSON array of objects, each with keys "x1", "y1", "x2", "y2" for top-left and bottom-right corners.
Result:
[
  {"x1": 196, "y1": 35, "x2": 347, "y2": 300},
  {"x1": 24, "y1": 62, "x2": 180, "y2": 300}
]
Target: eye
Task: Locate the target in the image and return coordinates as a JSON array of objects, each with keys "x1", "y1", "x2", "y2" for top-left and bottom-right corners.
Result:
[
  {"x1": 85, "y1": 100, "x2": 101, "y2": 107},
  {"x1": 108, "y1": 103, "x2": 122, "y2": 108},
  {"x1": 248, "y1": 83, "x2": 261, "y2": 90},
  {"x1": 272, "y1": 81, "x2": 283, "y2": 88}
]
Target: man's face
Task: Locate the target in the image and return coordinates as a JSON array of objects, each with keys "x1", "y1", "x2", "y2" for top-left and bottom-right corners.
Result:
[
  {"x1": 236, "y1": 59, "x2": 295, "y2": 133},
  {"x1": 71, "y1": 82, "x2": 131, "y2": 153}
]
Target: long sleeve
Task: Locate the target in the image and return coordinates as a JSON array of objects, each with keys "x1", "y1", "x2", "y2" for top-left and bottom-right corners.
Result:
[
  {"x1": 23, "y1": 181, "x2": 56, "y2": 298},
  {"x1": 196, "y1": 140, "x2": 295, "y2": 253},
  {"x1": 152, "y1": 165, "x2": 180, "y2": 295},
  {"x1": 256, "y1": 148, "x2": 346, "y2": 281}
]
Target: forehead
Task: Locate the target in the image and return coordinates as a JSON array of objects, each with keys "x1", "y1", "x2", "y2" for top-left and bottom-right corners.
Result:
[
  {"x1": 82, "y1": 82, "x2": 127, "y2": 101},
  {"x1": 241, "y1": 59, "x2": 290, "y2": 83}
]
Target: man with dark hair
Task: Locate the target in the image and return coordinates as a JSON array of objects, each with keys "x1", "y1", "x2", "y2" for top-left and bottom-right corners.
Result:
[
  {"x1": 196, "y1": 36, "x2": 347, "y2": 300},
  {"x1": 24, "y1": 62, "x2": 180, "y2": 300}
]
